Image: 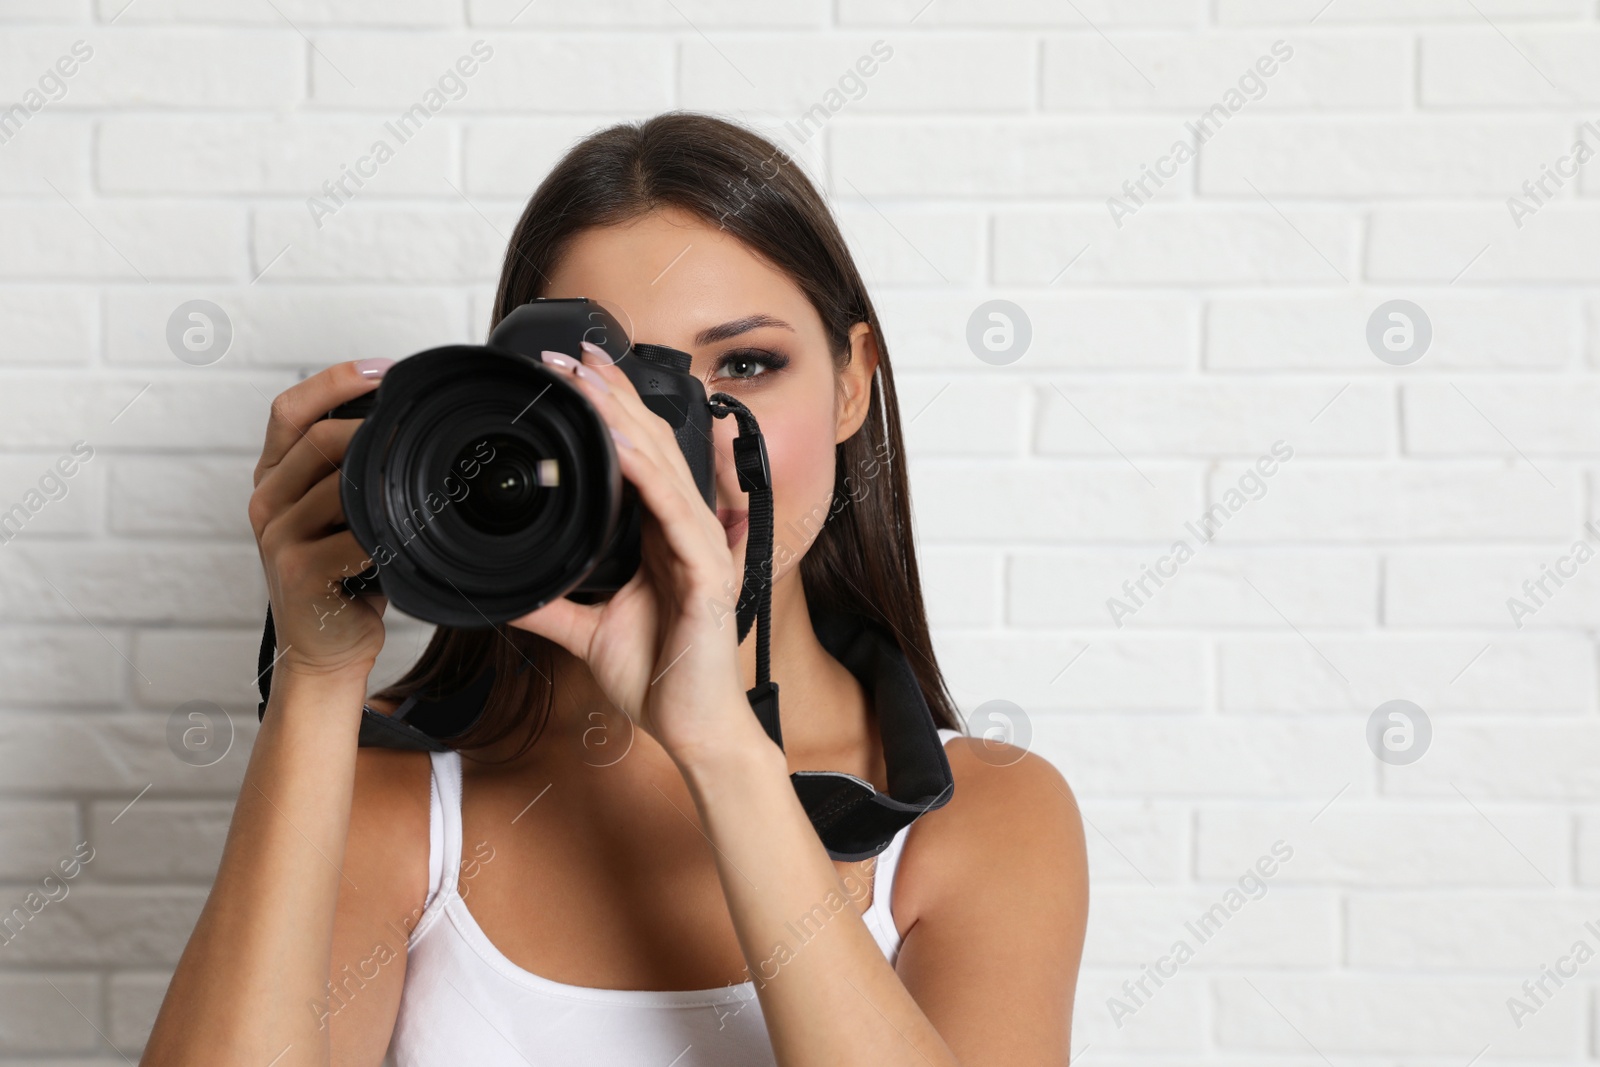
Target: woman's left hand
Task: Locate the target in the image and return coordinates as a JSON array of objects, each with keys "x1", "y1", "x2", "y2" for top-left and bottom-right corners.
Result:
[{"x1": 507, "y1": 341, "x2": 757, "y2": 768}]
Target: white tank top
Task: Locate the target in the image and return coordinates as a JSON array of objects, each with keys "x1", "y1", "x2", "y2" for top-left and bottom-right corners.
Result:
[{"x1": 385, "y1": 727, "x2": 962, "y2": 1066}]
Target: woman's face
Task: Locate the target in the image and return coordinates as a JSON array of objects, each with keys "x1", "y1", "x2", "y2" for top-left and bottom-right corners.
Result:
[{"x1": 539, "y1": 205, "x2": 878, "y2": 586}]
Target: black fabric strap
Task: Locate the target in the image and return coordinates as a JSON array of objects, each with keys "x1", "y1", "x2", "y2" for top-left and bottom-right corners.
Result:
[
  {"x1": 256, "y1": 602, "x2": 468, "y2": 750},
  {"x1": 707, "y1": 392, "x2": 781, "y2": 750},
  {"x1": 256, "y1": 606, "x2": 277, "y2": 716}
]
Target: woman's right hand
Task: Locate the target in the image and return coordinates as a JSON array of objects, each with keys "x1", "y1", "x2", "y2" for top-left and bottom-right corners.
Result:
[{"x1": 248, "y1": 358, "x2": 394, "y2": 682}]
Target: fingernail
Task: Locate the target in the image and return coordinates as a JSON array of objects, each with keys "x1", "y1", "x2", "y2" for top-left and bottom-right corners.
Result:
[
  {"x1": 355, "y1": 357, "x2": 394, "y2": 379},
  {"x1": 540, "y1": 350, "x2": 579, "y2": 371},
  {"x1": 579, "y1": 340, "x2": 614, "y2": 365},
  {"x1": 609, "y1": 425, "x2": 633, "y2": 450},
  {"x1": 573, "y1": 363, "x2": 611, "y2": 394}
]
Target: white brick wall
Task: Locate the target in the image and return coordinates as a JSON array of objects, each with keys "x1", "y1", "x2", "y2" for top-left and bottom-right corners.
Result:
[{"x1": 0, "y1": 1, "x2": 1595, "y2": 1061}]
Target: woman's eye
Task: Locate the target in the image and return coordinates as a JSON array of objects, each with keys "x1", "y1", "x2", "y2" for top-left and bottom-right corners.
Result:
[{"x1": 713, "y1": 349, "x2": 789, "y2": 380}]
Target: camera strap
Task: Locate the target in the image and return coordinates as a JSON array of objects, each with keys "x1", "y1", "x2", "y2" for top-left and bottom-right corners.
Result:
[
  {"x1": 254, "y1": 395, "x2": 954, "y2": 861},
  {"x1": 705, "y1": 392, "x2": 781, "y2": 747},
  {"x1": 701, "y1": 394, "x2": 956, "y2": 860}
]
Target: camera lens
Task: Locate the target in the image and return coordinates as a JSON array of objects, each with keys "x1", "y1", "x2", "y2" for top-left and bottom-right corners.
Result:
[
  {"x1": 456, "y1": 434, "x2": 556, "y2": 536},
  {"x1": 337, "y1": 345, "x2": 623, "y2": 626}
]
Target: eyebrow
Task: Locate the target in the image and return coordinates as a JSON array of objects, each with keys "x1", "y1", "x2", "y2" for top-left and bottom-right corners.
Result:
[{"x1": 693, "y1": 314, "x2": 796, "y2": 346}]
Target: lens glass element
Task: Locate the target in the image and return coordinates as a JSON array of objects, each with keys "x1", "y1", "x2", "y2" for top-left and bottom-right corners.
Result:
[{"x1": 455, "y1": 433, "x2": 559, "y2": 536}]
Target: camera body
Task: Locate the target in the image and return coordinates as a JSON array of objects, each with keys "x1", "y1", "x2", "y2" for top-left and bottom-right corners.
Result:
[
  {"x1": 330, "y1": 297, "x2": 716, "y2": 628},
  {"x1": 254, "y1": 300, "x2": 956, "y2": 867}
]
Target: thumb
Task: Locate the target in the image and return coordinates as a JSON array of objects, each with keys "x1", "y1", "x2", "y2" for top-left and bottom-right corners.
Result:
[{"x1": 508, "y1": 595, "x2": 598, "y2": 662}]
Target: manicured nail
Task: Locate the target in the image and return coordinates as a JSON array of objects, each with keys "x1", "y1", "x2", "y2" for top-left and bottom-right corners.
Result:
[
  {"x1": 579, "y1": 340, "x2": 615, "y2": 365},
  {"x1": 609, "y1": 425, "x2": 633, "y2": 450},
  {"x1": 540, "y1": 350, "x2": 578, "y2": 371},
  {"x1": 573, "y1": 362, "x2": 610, "y2": 393},
  {"x1": 355, "y1": 357, "x2": 394, "y2": 379}
]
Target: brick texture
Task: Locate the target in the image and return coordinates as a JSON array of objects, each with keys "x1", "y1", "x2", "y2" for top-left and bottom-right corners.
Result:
[{"x1": 0, "y1": 2, "x2": 1594, "y2": 1062}]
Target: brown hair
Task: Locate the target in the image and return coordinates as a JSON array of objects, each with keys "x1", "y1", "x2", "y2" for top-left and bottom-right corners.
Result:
[{"x1": 370, "y1": 110, "x2": 963, "y2": 758}]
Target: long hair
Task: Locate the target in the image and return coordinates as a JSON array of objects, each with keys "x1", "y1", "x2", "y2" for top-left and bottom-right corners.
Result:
[{"x1": 370, "y1": 111, "x2": 964, "y2": 757}]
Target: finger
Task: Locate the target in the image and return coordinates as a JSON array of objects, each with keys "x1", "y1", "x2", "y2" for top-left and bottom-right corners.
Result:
[
  {"x1": 540, "y1": 349, "x2": 661, "y2": 459},
  {"x1": 507, "y1": 594, "x2": 600, "y2": 662},
  {"x1": 250, "y1": 418, "x2": 361, "y2": 535},
  {"x1": 605, "y1": 432, "x2": 732, "y2": 592},
  {"x1": 256, "y1": 359, "x2": 390, "y2": 483},
  {"x1": 263, "y1": 466, "x2": 348, "y2": 549},
  {"x1": 544, "y1": 350, "x2": 717, "y2": 531},
  {"x1": 544, "y1": 347, "x2": 694, "y2": 489},
  {"x1": 570, "y1": 343, "x2": 706, "y2": 486},
  {"x1": 582, "y1": 380, "x2": 728, "y2": 562},
  {"x1": 542, "y1": 352, "x2": 695, "y2": 507}
]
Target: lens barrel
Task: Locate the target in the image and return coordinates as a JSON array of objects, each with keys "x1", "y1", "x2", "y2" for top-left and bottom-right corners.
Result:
[
  {"x1": 332, "y1": 298, "x2": 714, "y2": 628},
  {"x1": 337, "y1": 344, "x2": 623, "y2": 627}
]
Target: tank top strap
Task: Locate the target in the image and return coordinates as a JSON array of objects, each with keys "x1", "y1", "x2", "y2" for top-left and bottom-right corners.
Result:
[
  {"x1": 412, "y1": 748, "x2": 465, "y2": 948},
  {"x1": 862, "y1": 726, "x2": 962, "y2": 960}
]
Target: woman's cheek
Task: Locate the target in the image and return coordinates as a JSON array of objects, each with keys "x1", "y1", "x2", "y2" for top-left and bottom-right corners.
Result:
[{"x1": 762, "y1": 405, "x2": 839, "y2": 568}]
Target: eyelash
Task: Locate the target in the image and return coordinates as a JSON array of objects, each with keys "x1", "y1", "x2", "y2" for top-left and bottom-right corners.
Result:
[{"x1": 712, "y1": 348, "x2": 790, "y2": 381}]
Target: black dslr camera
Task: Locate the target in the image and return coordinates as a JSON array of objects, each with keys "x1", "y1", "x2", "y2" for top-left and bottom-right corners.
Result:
[
  {"x1": 328, "y1": 297, "x2": 761, "y2": 628},
  {"x1": 257, "y1": 297, "x2": 956, "y2": 862}
]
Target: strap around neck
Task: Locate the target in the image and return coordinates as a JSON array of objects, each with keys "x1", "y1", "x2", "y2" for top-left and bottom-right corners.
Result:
[{"x1": 707, "y1": 392, "x2": 780, "y2": 750}]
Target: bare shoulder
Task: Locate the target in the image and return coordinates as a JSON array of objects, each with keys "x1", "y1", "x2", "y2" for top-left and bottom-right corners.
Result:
[
  {"x1": 890, "y1": 733, "x2": 1089, "y2": 1063},
  {"x1": 896, "y1": 734, "x2": 1087, "y2": 924}
]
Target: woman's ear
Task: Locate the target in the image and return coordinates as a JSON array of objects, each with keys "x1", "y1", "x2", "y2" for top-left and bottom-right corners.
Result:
[{"x1": 835, "y1": 322, "x2": 880, "y2": 444}]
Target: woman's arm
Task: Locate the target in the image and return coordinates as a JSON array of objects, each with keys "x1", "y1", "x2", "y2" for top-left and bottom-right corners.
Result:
[
  {"x1": 891, "y1": 741, "x2": 1088, "y2": 1064},
  {"x1": 325, "y1": 739, "x2": 431, "y2": 1063},
  {"x1": 143, "y1": 682, "x2": 428, "y2": 1067},
  {"x1": 144, "y1": 359, "x2": 405, "y2": 1065},
  {"x1": 680, "y1": 723, "x2": 1086, "y2": 1067},
  {"x1": 142, "y1": 669, "x2": 368, "y2": 1065},
  {"x1": 513, "y1": 343, "x2": 1088, "y2": 1062}
]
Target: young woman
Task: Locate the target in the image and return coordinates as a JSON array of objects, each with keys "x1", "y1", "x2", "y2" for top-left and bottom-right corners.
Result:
[{"x1": 144, "y1": 112, "x2": 1088, "y2": 1066}]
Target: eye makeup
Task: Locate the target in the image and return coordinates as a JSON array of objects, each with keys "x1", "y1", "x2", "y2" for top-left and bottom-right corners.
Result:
[{"x1": 710, "y1": 347, "x2": 790, "y2": 382}]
